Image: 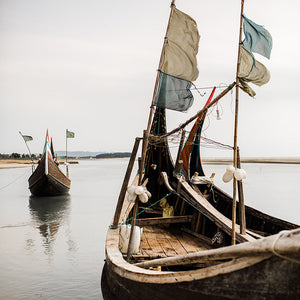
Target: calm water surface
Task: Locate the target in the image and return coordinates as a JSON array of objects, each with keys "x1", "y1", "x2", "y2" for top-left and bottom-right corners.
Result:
[{"x1": 0, "y1": 159, "x2": 299, "y2": 299}]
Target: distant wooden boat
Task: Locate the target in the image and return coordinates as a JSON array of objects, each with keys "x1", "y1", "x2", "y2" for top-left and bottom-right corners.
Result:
[
  {"x1": 102, "y1": 1, "x2": 300, "y2": 299},
  {"x1": 28, "y1": 131, "x2": 71, "y2": 196}
]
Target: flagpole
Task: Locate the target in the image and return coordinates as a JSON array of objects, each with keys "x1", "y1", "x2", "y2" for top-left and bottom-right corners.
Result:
[
  {"x1": 19, "y1": 131, "x2": 35, "y2": 172},
  {"x1": 232, "y1": 0, "x2": 245, "y2": 245}
]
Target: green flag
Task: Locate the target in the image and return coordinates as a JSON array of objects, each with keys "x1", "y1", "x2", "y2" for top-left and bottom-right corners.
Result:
[
  {"x1": 66, "y1": 130, "x2": 75, "y2": 138},
  {"x1": 22, "y1": 135, "x2": 33, "y2": 142}
]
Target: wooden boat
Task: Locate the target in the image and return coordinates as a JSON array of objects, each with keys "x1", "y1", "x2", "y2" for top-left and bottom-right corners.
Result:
[
  {"x1": 28, "y1": 131, "x2": 71, "y2": 196},
  {"x1": 102, "y1": 1, "x2": 300, "y2": 299}
]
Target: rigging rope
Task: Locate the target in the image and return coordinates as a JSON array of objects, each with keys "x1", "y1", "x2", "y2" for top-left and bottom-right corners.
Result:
[
  {"x1": 0, "y1": 170, "x2": 28, "y2": 191},
  {"x1": 271, "y1": 230, "x2": 300, "y2": 265}
]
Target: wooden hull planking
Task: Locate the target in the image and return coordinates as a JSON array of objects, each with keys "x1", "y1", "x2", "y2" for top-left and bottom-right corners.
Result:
[{"x1": 28, "y1": 154, "x2": 70, "y2": 196}]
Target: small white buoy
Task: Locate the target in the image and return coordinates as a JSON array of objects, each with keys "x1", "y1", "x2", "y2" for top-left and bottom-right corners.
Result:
[
  {"x1": 138, "y1": 192, "x2": 148, "y2": 203},
  {"x1": 134, "y1": 186, "x2": 144, "y2": 195},
  {"x1": 222, "y1": 171, "x2": 233, "y2": 183},
  {"x1": 226, "y1": 166, "x2": 235, "y2": 174},
  {"x1": 234, "y1": 168, "x2": 247, "y2": 181}
]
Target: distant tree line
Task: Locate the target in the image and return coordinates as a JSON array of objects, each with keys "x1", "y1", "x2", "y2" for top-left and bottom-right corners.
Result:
[
  {"x1": 95, "y1": 152, "x2": 131, "y2": 159},
  {"x1": 0, "y1": 153, "x2": 41, "y2": 159}
]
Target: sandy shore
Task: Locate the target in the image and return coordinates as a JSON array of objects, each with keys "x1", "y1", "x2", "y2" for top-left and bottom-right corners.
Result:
[{"x1": 0, "y1": 160, "x2": 38, "y2": 169}]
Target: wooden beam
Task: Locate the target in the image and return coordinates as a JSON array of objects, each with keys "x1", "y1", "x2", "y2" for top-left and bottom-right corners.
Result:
[
  {"x1": 112, "y1": 137, "x2": 141, "y2": 227},
  {"x1": 135, "y1": 215, "x2": 193, "y2": 226}
]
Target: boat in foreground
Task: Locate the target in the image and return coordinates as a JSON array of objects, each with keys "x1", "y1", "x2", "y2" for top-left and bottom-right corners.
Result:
[
  {"x1": 102, "y1": 1, "x2": 300, "y2": 299},
  {"x1": 28, "y1": 131, "x2": 71, "y2": 196}
]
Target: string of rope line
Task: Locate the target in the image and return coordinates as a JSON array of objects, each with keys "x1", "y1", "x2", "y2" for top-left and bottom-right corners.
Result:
[
  {"x1": 0, "y1": 171, "x2": 28, "y2": 191},
  {"x1": 271, "y1": 230, "x2": 300, "y2": 264}
]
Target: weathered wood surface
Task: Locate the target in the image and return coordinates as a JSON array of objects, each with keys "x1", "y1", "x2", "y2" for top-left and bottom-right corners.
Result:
[
  {"x1": 113, "y1": 137, "x2": 141, "y2": 226},
  {"x1": 135, "y1": 215, "x2": 193, "y2": 226},
  {"x1": 135, "y1": 228, "x2": 300, "y2": 268},
  {"x1": 28, "y1": 154, "x2": 70, "y2": 196},
  {"x1": 170, "y1": 175, "x2": 258, "y2": 243},
  {"x1": 102, "y1": 253, "x2": 300, "y2": 300},
  {"x1": 138, "y1": 225, "x2": 209, "y2": 259}
]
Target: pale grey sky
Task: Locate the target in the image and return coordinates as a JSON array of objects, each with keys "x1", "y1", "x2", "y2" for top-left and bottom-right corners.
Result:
[{"x1": 1, "y1": 0, "x2": 300, "y2": 157}]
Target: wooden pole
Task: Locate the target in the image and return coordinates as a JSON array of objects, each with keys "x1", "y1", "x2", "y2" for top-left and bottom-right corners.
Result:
[
  {"x1": 126, "y1": 131, "x2": 147, "y2": 261},
  {"x1": 146, "y1": 0, "x2": 176, "y2": 134},
  {"x1": 175, "y1": 130, "x2": 186, "y2": 170},
  {"x1": 232, "y1": 0, "x2": 245, "y2": 245},
  {"x1": 66, "y1": 129, "x2": 69, "y2": 177},
  {"x1": 19, "y1": 131, "x2": 35, "y2": 173},
  {"x1": 237, "y1": 147, "x2": 246, "y2": 234},
  {"x1": 155, "y1": 82, "x2": 236, "y2": 139},
  {"x1": 112, "y1": 137, "x2": 141, "y2": 227}
]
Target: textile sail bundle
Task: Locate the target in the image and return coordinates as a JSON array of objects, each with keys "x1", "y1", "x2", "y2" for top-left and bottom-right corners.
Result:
[
  {"x1": 238, "y1": 15, "x2": 272, "y2": 97},
  {"x1": 154, "y1": 72, "x2": 194, "y2": 112},
  {"x1": 154, "y1": 8, "x2": 200, "y2": 112}
]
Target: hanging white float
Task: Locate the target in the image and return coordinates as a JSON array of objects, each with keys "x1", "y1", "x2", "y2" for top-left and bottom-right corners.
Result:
[{"x1": 127, "y1": 185, "x2": 152, "y2": 203}]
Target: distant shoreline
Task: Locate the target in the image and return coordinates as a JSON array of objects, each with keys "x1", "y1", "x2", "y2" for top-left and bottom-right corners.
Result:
[{"x1": 1, "y1": 157, "x2": 300, "y2": 169}]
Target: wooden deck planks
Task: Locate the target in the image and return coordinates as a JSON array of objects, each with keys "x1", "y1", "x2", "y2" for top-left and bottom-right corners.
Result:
[{"x1": 139, "y1": 225, "x2": 209, "y2": 259}]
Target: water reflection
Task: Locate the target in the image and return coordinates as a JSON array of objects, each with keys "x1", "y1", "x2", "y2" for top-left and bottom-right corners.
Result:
[{"x1": 29, "y1": 195, "x2": 72, "y2": 256}]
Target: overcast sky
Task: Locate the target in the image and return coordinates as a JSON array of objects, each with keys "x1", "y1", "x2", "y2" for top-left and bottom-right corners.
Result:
[{"x1": 1, "y1": 0, "x2": 300, "y2": 158}]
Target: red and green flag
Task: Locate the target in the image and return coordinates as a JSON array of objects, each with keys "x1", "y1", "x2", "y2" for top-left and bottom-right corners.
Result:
[
  {"x1": 66, "y1": 130, "x2": 75, "y2": 138},
  {"x1": 22, "y1": 135, "x2": 33, "y2": 142}
]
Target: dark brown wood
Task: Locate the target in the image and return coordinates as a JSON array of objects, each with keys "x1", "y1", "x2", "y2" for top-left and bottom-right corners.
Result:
[
  {"x1": 135, "y1": 215, "x2": 193, "y2": 226},
  {"x1": 112, "y1": 137, "x2": 141, "y2": 227},
  {"x1": 175, "y1": 131, "x2": 186, "y2": 170},
  {"x1": 28, "y1": 140, "x2": 70, "y2": 196}
]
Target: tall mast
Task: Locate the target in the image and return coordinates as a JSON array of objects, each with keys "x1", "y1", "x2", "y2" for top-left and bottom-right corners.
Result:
[
  {"x1": 126, "y1": 1, "x2": 176, "y2": 261},
  {"x1": 146, "y1": 0, "x2": 176, "y2": 134},
  {"x1": 232, "y1": 0, "x2": 245, "y2": 245}
]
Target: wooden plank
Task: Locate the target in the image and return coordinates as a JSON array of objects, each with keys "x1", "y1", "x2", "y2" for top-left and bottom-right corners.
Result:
[
  {"x1": 157, "y1": 237, "x2": 178, "y2": 257},
  {"x1": 176, "y1": 232, "x2": 202, "y2": 254},
  {"x1": 135, "y1": 215, "x2": 193, "y2": 226},
  {"x1": 142, "y1": 231, "x2": 166, "y2": 257},
  {"x1": 112, "y1": 138, "x2": 141, "y2": 227},
  {"x1": 181, "y1": 227, "x2": 212, "y2": 247}
]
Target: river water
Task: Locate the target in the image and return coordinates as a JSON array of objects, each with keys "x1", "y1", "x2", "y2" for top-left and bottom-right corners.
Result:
[{"x1": 0, "y1": 159, "x2": 299, "y2": 299}]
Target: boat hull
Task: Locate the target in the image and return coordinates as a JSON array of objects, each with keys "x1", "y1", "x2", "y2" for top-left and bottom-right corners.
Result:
[
  {"x1": 101, "y1": 255, "x2": 300, "y2": 300},
  {"x1": 28, "y1": 155, "x2": 70, "y2": 196}
]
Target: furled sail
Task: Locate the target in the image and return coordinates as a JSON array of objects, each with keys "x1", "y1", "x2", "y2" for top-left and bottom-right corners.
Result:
[
  {"x1": 154, "y1": 8, "x2": 200, "y2": 112},
  {"x1": 180, "y1": 87, "x2": 216, "y2": 179},
  {"x1": 238, "y1": 15, "x2": 272, "y2": 97},
  {"x1": 238, "y1": 47, "x2": 270, "y2": 86}
]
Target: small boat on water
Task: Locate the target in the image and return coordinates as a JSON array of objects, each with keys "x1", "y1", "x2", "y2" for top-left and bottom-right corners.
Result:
[
  {"x1": 102, "y1": 1, "x2": 300, "y2": 299},
  {"x1": 28, "y1": 130, "x2": 71, "y2": 196}
]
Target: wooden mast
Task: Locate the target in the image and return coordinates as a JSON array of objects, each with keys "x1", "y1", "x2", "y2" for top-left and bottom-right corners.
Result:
[
  {"x1": 232, "y1": 0, "x2": 245, "y2": 245},
  {"x1": 126, "y1": 0, "x2": 176, "y2": 262}
]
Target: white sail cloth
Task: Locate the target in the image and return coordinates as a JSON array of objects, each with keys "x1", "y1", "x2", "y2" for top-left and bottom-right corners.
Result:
[
  {"x1": 161, "y1": 8, "x2": 200, "y2": 82},
  {"x1": 238, "y1": 47, "x2": 270, "y2": 86}
]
